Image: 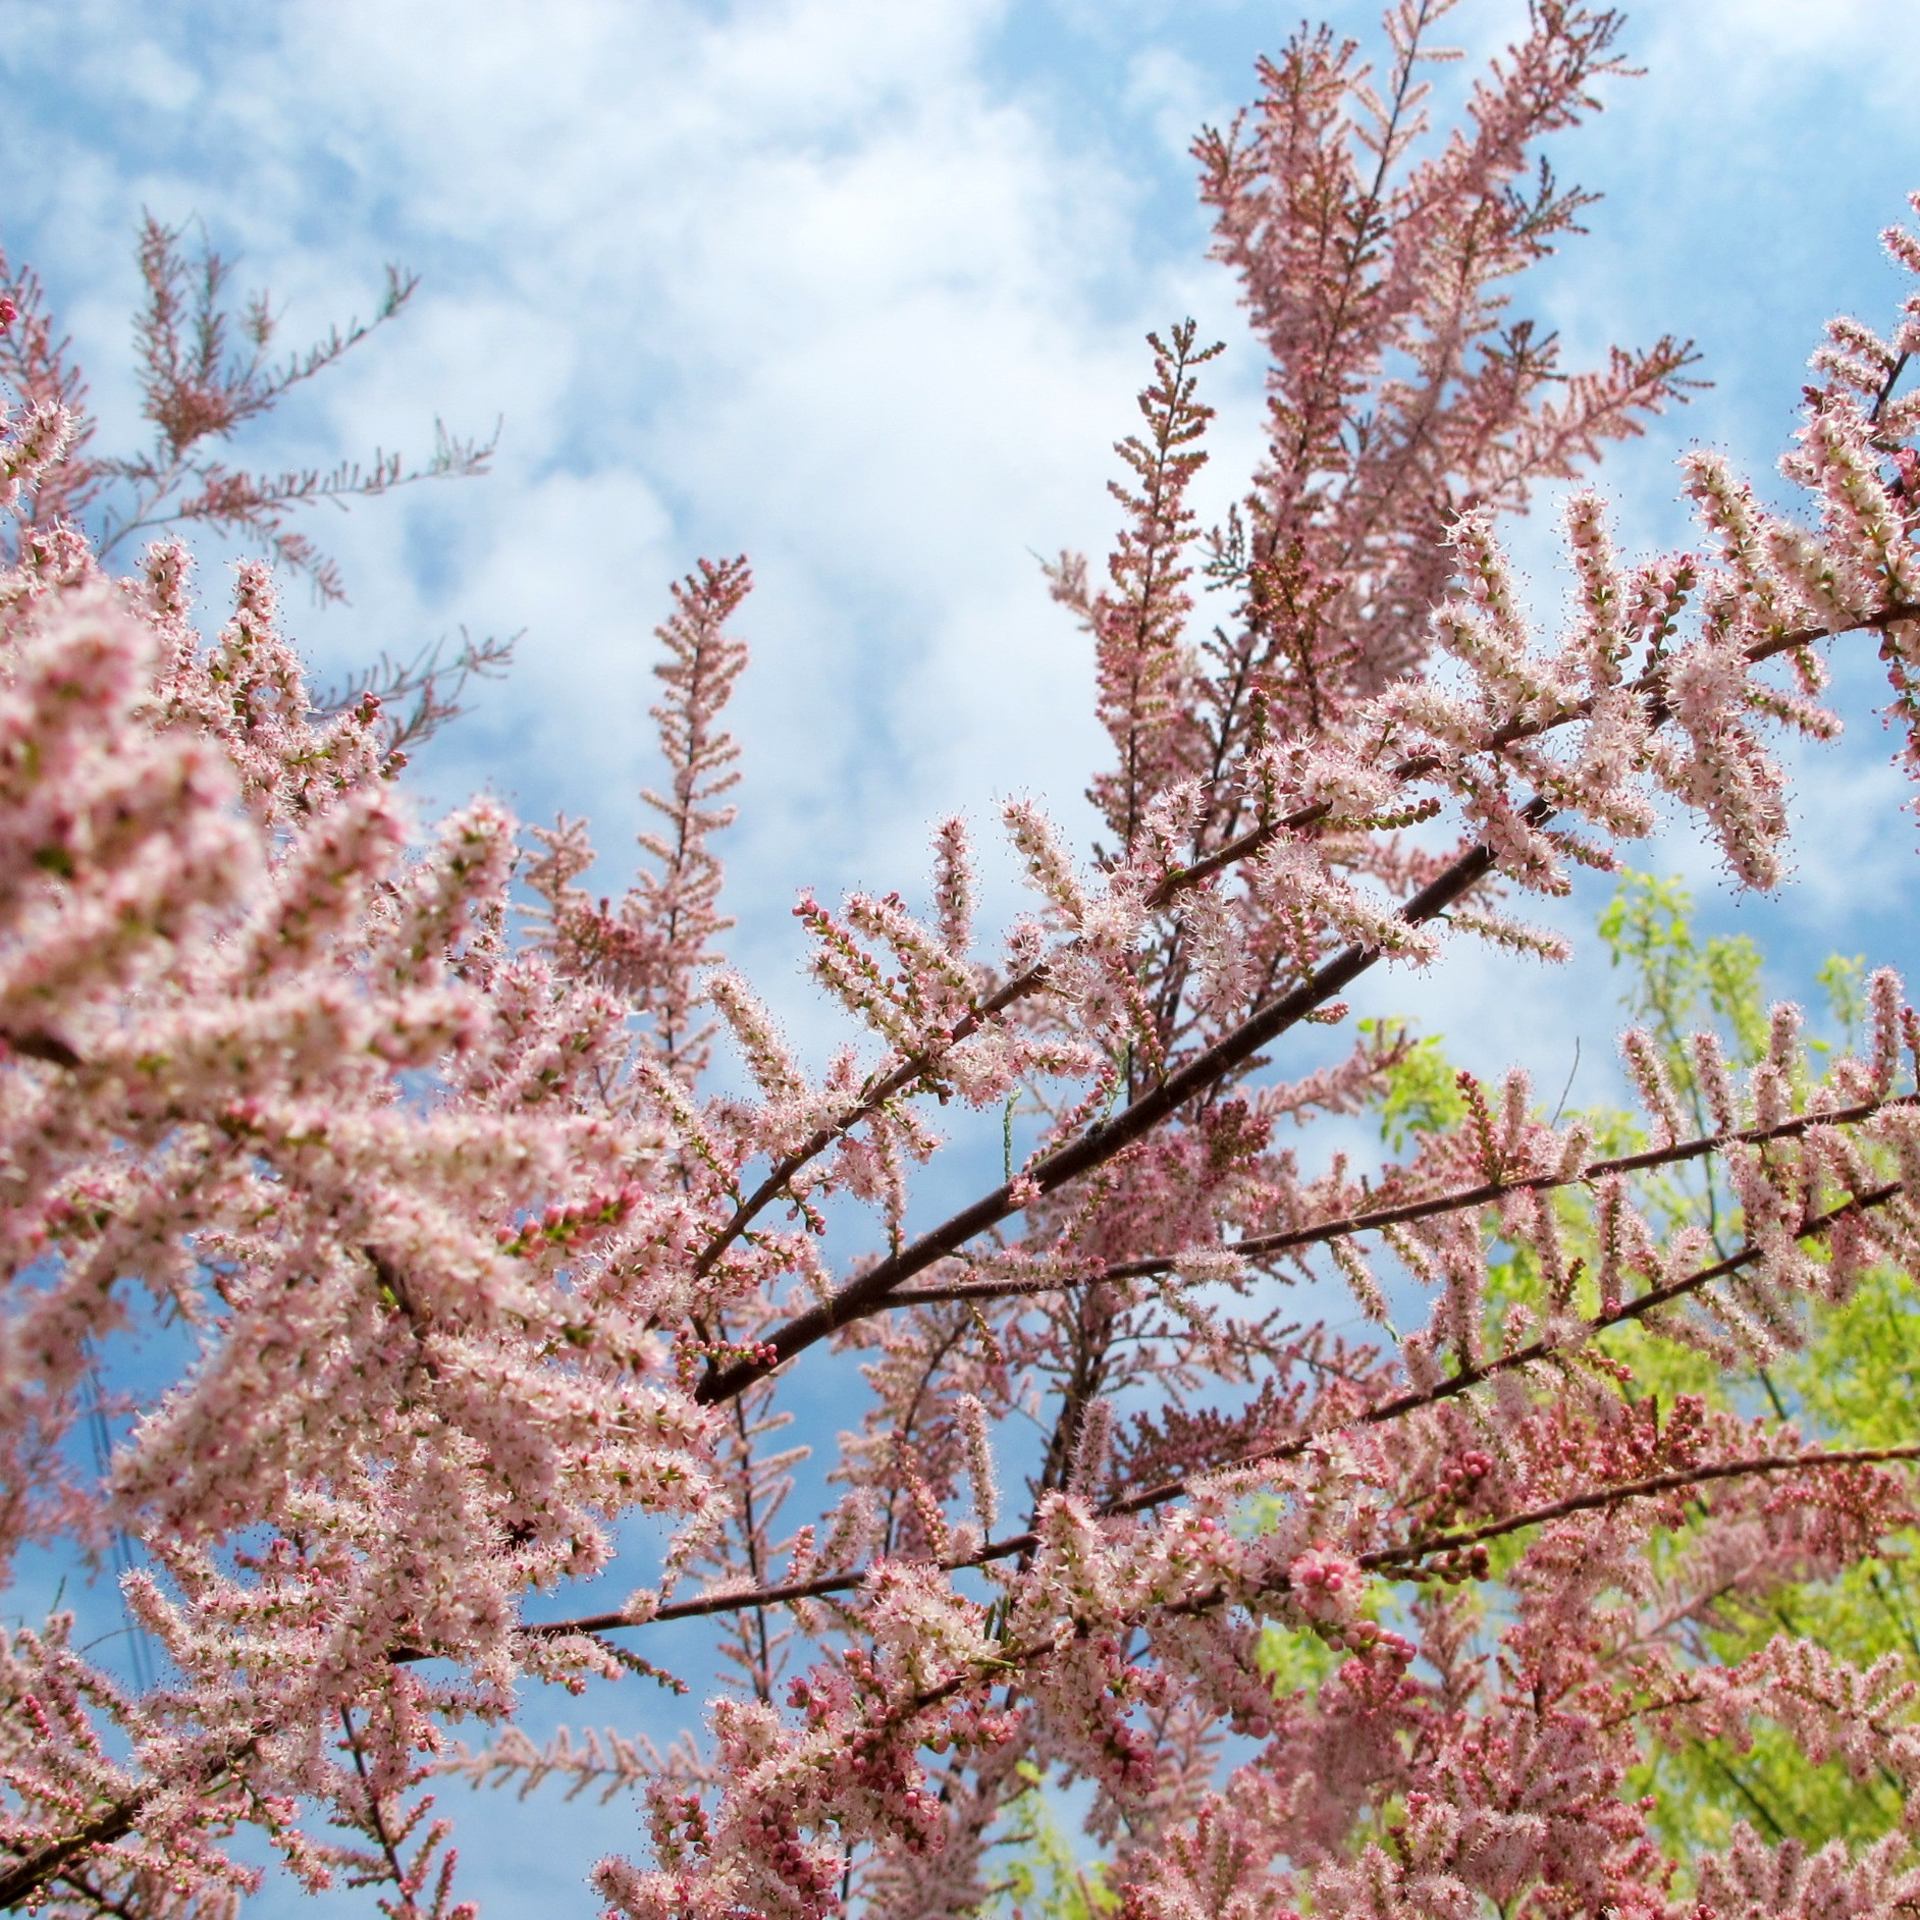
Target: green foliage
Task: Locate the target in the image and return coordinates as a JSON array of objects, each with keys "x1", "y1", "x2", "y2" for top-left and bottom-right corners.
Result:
[
  {"x1": 1359, "y1": 1017, "x2": 1468, "y2": 1151},
  {"x1": 1585, "y1": 874, "x2": 1920, "y2": 1860},
  {"x1": 1628, "y1": 1251, "x2": 1920, "y2": 1859},
  {"x1": 991, "y1": 1764, "x2": 1118, "y2": 1920},
  {"x1": 1362, "y1": 871, "x2": 1920, "y2": 1863},
  {"x1": 1597, "y1": 871, "x2": 1770, "y2": 1071},
  {"x1": 1815, "y1": 948, "x2": 1868, "y2": 1051}
]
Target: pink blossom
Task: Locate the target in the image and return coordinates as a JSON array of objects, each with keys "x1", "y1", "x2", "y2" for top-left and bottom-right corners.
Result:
[{"x1": 8, "y1": 11, "x2": 1920, "y2": 1917}]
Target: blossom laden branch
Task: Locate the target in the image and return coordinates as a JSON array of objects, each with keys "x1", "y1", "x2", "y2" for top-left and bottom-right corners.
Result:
[
  {"x1": 1361, "y1": 1442, "x2": 1920, "y2": 1575},
  {"x1": 882, "y1": 1087, "x2": 1920, "y2": 1309},
  {"x1": 696, "y1": 807, "x2": 1538, "y2": 1405},
  {"x1": 520, "y1": 1172, "x2": 1908, "y2": 1651}
]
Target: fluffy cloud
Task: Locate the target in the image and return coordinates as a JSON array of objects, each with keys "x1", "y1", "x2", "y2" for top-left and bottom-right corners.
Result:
[{"x1": 3, "y1": 0, "x2": 1914, "y2": 1109}]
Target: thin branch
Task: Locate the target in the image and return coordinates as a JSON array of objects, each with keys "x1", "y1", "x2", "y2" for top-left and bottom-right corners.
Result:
[
  {"x1": 506, "y1": 1181, "x2": 1903, "y2": 1650},
  {"x1": 514, "y1": 1445, "x2": 1920, "y2": 1747},
  {"x1": 881, "y1": 1089, "x2": 1920, "y2": 1310},
  {"x1": 1167, "y1": 600, "x2": 1920, "y2": 902},
  {"x1": 0, "y1": 1735, "x2": 256, "y2": 1912},
  {"x1": 697, "y1": 801, "x2": 1538, "y2": 1405},
  {"x1": 0, "y1": 1791, "x2": 149, "y2": 1911},
  {"x1": 339, "y1": 1706, "x2": 412, "y2": 1898},
  {"x1": 688, "y1": 597, "x2": 1919, "y2": 1358},
  {"x1": 1361, "y1": 1442, "x2": 1920, "y2": 1571}
]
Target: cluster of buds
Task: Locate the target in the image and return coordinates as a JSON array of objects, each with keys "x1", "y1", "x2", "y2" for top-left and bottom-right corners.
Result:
[{"x1": 494, "y1": 1183, "x2": 645, "y2": 1257}]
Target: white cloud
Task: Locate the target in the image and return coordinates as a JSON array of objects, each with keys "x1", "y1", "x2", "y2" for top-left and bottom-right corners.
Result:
[{"x1": 5, "y1": 0, "x2": 1911, "y2": 1273}]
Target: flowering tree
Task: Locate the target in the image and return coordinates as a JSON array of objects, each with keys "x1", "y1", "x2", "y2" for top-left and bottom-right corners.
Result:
[{"x1": 5, "y1": 2, "x2": 1920, "y2": 1915}]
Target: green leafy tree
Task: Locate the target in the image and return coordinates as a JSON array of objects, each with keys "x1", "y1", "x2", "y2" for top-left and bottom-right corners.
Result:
[
  {"x1": 1585, "y1": 877, "x2": 1920, "y2": 1859},
  {"x1": 1354, "y1": 871, "x2": 1920, "y2": 1869}
]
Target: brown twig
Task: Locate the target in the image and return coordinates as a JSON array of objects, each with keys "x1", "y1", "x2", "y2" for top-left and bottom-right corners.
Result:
[
  {"x1": 507, "y1": 1179, "x2": 1903, "y2": 1649},
  {"x1": 694, "y1": 599, "x2": 1920, "y2": 1406},
  {"x1": 880, "y1": 1091, "x2": 1920, "y2": 1308}
]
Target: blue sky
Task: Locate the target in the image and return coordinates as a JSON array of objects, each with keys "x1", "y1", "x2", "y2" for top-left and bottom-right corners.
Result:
[{"x1": 5, "y1": 0, "x2": 1920, "y2": 1909}]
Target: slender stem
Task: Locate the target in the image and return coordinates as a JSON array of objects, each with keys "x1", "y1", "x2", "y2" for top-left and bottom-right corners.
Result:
[
  {"x1": 1360, "y1": 1443, "x2": 1920, "y2": 1570},
  {"x1": 0, "y1": 1794, "x2": 149, "y2": 1912},
  {"x1": 697, "y1": 801, "x2": 1537, "y2": 1406},
  {"x1": 0, "y1": 1735, "x2": 257, "y2": 1913},
  {"x1": 880, "y1": 1088, "x2": 1919, "y2": 1310},
  {"x1": 1168, "y1": 602, "x2": 1919, "y2": 902},
  {"x1": 692, "y1": 599, "x2": 1918, "y2": 1395},
  {"x1": 339, "y1": 1707, "x2": 413, "y2": 1903},
  {"x1": 508, "y1": 1181, "x2": 1902, "y2": 1650},
  {"x1": 515, "y1": 1444, "x2": 1919, "y2": 1743}
]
